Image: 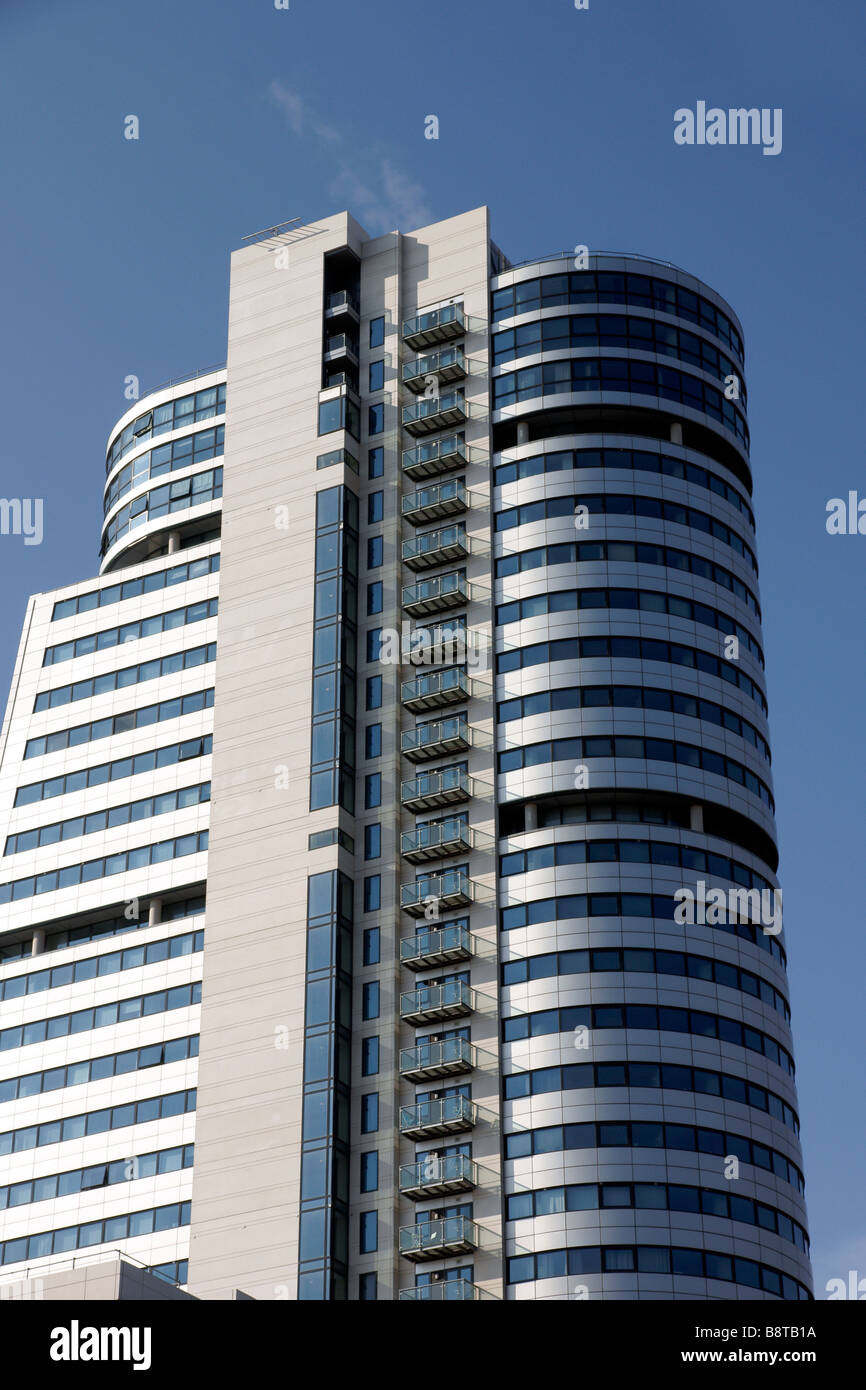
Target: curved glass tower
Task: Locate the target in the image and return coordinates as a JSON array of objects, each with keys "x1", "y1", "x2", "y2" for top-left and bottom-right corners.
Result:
[
  {"x1": 0, "y1": 370, "x2": 225, "y2": 1292},
  {"x1": 101, "y1": 370, "x2": 226, "y2": 573},
  {"x1": 490, "y1": 254, "x2": 811, "y2": 1300}
]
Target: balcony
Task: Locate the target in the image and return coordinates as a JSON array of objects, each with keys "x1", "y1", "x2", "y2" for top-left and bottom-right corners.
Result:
[
  {"x1": 401, "y1": 665, "x2": 469, "y2": 713},
  {"x1": 401, "y1": 765, "x2": 472, "y2": 813},
  {"x1": 399, "y1": 1279, "x2": 493, "y2": 1301},
  {"x1": 402, "y1": 391, "x2": 467, "y2": 437},
  {"x1": 402, "y1": 570, "x2": 468, "y2": 617},
  {"x1": 402, "y1": 479, "x2": 469, "y2": 526},
  {"x1": 402, "y1": 303, "x2": 466, "y2": 350},
  {"x1": 400, "y1": 921, "x2": 473, "y2": 971},
  {"x1": 401, "y1": 817, "x2": 473, "y2": 864},
  {"x1": 402, "y1": 523, "x2": 468, "y2": 572},
  {"x1": 401, "y1": 870, "x2": 474, "y2": 919},
  {"x1": 324, "y1": 289, "x2": 360, "y2": 322},
  {"x1": 402, "y1": 346, "x2": 467, "y2": 394},
  {"x1": 399, "y1": 1152, "x2": 478, "y2": 1199},
  {"x1": 403, "y1": 620, "x2": 470, "y2": 669},
  {"x1": 399, "y1": 1093, "x2": 477, "y2": 1141},
  {"x1": 401, "y1": 714, "x2": 470, "y2": 762},
  {"x1": 402, "y1": 433, "x2": 470, "y2": 481},
  {"x1": 323, "y1": 369, "x2": 358, "y2": 393},
  {"x1": 399, "y1": 977, "x2": 474, "y2": 1023},
  {"x1": 399, "y1": 1035, "x2": 477, "y2": 1084},
  {"x1": 323, "y1": 333, "x2": 359, "y2": 367},
  {"x1": 398, "y1": 1214, "x2": 479, "y2": 1262}
]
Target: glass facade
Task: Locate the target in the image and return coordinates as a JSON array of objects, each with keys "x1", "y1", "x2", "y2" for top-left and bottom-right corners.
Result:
[
  {"x1": 309, "y1": 486, "x2": 358, "y2": 812},
  {"x1": 490, "y1": 254, "x2": 810, "y2": 1302},
  {"x1": 297, "y1": 870, "x2": 354, "y2": 1300}
]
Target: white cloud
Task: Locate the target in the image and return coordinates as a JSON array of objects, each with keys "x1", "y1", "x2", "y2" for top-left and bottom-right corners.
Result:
[
  {"x1": 379, "y1": 159, "x2": 432, "y2": 232},
  {"x1": 268, "y1": 82, "x2": 432, "y2": 234},
  {"x1": 268, "y1": 82, "x2": 340, "y2": 143}
]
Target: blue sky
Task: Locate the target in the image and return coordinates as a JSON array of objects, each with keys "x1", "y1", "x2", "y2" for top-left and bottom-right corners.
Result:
[{"x1": 0, "y1": 0, "x2": 863, "y2": 1295}]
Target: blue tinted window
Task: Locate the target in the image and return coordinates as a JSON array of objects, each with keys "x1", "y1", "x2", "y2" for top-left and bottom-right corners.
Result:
[
  {"x1": 360, "y1": 1093, "x2": 379, "y2": 1133},
  {"x1": 362, "y1": 927, "x2": 380, "y2": 966},
  {"x1": 363, "y1": 875, "x2": 381, "y2": 912},
  {"x1": 359, "y1": 1214, "x2": 378, "y2": 1257},
  {"x1": 360, "y1": 1152, "x2": 379, "y2": 1192},
  {"x1": 318, "y1": 399, "x2": 343, "y2": 436},
  {"x1": 361, "y1": 1036, "x2": 379, "y2": 1074}
]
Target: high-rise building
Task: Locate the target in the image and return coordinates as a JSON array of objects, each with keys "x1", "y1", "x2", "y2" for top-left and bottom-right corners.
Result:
[{"x1": 0, "y1": 208, "x2": 812, "y2": 1302}]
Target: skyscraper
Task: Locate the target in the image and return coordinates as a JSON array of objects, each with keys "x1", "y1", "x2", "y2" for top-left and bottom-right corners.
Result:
[{"x1": 0, "y1": 208, "x2": 812, "y2": 1302}]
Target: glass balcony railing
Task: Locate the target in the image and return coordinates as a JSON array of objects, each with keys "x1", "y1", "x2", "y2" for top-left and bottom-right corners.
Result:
[
  {"x1": 402, "y1": 433, "x2": 469, "y2": 479},
  {"x1": 403, "y1": 522, "x2": 466, "y2": 560},
  {"x1": 400, "y1": 871, "x2": 474, "y2": 917},
  {"x1": 324, "y1": 333, "x2": 359, "y2": 360},
  {"x1": 402, "y1": 302, "x2": 465, "y2": 349},
  {"x1": 325, "y1": 289, "x2": 359, "y2": 316},
  {"x1": 401, "y1": 714, "x2": 470, "y2": 762},
  {"x1": 399, "y1": 1279, "x2": 492, "y2": 1301},
  {"x1": 400, "y1": 817, "x2": 472, "y2": 862},
  {"x1": 401, "y1": 665, "x2": 469, "y2": 711},
  {"x1": 398, "y1": 1213, "x2": 479, "y2": 1261},
  {"x1": 401, "y1": 765, "x2": 471, "y2": 810},
  {"x1": 323, "y1": 369, "x2": 359, "y2": 393},
  {"x1": 402, "y1": 346, "x2": 467, "y2": 393},
  {"x1": 402, "y1": 478, "x2": 468, "y2": 524},
  {"x1": 402, "y1": 620, "x2": 469, "y2": 667},
  {"x1": 401, "y1": 522, "x2": 468, "y2": 571},
  {"x1": 399, "y1": 1035, "x2": 475, "y2": 1078},
  {"x1": 398, "y1": 1151, "x2": 478, "y2": 1195},
  {"x1": 402, "y1": 391, "x2": 467, "y2": 436},
  {"x1": 399, "y1": 1093, "x2": 477, "y2": 1138},
  {"x1": 400, "y1": 920, "x2": 473, "y2": 969},
  {"x1": 399, "y1": 977, "x2": 474, "y2": 1020},
  {"x1": 402, "y1": 570, "x2": 468, "y2": 615}
]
